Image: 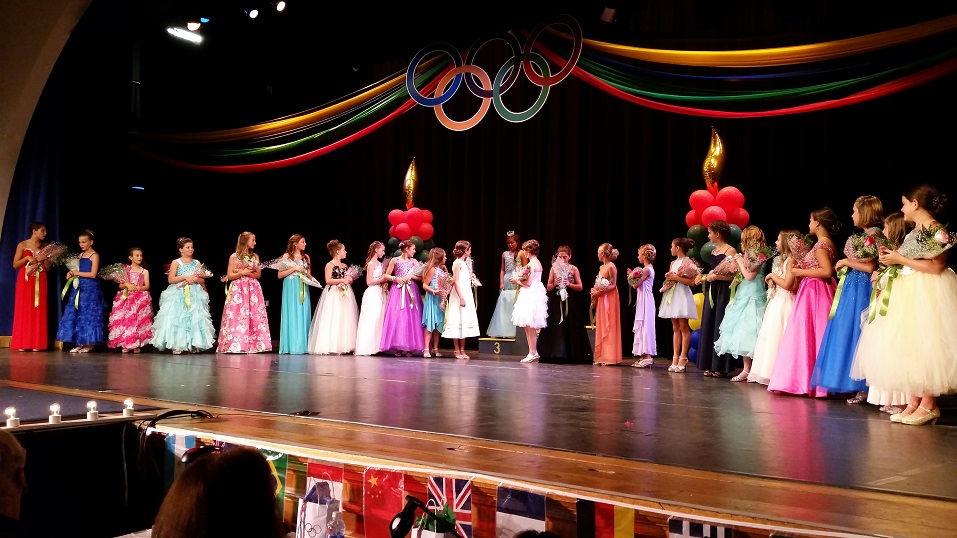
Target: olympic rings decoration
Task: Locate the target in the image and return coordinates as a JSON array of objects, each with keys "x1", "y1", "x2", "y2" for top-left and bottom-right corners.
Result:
[{"x1": 405, "y1": 14, "x2": 582, "y2": 131}]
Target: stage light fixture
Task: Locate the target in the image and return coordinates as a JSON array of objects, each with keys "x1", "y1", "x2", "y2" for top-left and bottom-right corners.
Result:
[
  {"x1": 200, "y1": 17, "x2": 210, "y2": 23},
  {"x1": 123, "y1": 398, "x2": 135, "y2": 417},
  {"x1": 86, "y1": 400, "x2": 99, "y2": 421},
  {"x1": 186, "y1": 21, "x2": 202, "y2": 31},
  {"x1": 246, "y1": 8, "x2": 259, "y2": 19},
  {"x1": 4, "y1": 407, "x2": 19, "y2": 428},
  {"x1": 600, "y1": 7, "x2": 617, "y2": 23},
  {"x1": 274, "y1": 1, "x2": 286, "y2": 11},
  {"x1": 167, "y1": 27, "x2": 203, "y2": 44},
  {"x1": 49, "y1": 403, "x2": 62, "y2": 424}
]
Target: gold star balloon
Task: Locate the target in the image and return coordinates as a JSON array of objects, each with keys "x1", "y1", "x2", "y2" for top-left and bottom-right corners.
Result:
[
  {"x1": 403, "y1": 157, "x2": 416, "y2": 209},
  {"x1": 702, "y1": 127, "x2": 724, "y2": 195}
]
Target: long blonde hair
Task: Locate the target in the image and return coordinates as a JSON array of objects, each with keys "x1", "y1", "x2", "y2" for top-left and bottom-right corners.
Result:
[
  {"x1": 365, "y1": 241, "x2": 384, "y2": 265},
  {"x1": 235, "y1": 231, "x2": 254, "y2": 258},
  {"x1": 422, "y1": 248, "x2": 447, "y2": 281}
]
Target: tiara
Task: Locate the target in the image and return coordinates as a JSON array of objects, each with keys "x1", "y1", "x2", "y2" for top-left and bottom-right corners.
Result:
[{"x1": 506, "y1": 231, "x2": 516, "y2": 236}]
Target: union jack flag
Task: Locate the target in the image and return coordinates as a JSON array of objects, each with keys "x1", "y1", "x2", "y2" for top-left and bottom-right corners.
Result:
[{"x1": 427, "y1": 476, "x2": 472, "y2": 538}]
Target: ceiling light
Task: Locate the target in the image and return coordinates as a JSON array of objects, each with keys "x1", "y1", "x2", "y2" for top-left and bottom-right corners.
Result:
[
  {"x1": 274, "y1": 1, "x2": 286, "y2": 12},
  {"x1": 186, "y1": 21, "x2": 201, "y2": 31},
  {"x1": 167, "y1": 27, "x2": 203, "y2": 44},
  {"x1": 246, "y1": 8, "x2": 259, "y2": 19}
]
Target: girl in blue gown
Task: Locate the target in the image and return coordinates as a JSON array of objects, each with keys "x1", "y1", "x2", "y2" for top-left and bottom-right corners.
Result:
[
  {"x1": 277, "y1": 234, "x2": 313, "y2": 354},
  {"x1": 150, "y1": 237, "x2": 216, "y2": 354},
  {"x1": 56, "y1": 229, "x2": 106, "y2": 352}
]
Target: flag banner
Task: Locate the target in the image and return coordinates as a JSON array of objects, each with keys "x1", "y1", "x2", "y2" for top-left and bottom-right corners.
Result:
[
  {"x1": 428, "y1": 476, "x2": 473, "y2": 538},
  {"x1": 496, "y1": 486, "x2": 545, "y2": 537},
  {"x1": 576, "y1": 499, "x2": 635, "y2": 538},
  {"x1": 163, "y1": 433, "x2": 196, "y2": 490},
  {"x1": 668, "y1": 517, "x2": 734, "y2": 538},
  {"x1": 364, "y1": 467, "x2": 405, "y2": 538},
  {"x1": 260, "y1": 449, "x2": 288, "y2": 515}
]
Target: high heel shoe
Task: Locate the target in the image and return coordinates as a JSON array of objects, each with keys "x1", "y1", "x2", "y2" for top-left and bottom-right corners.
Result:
[
  {"x1": 900, "y1": 406, "x2": 940, "y2": 426},
  {"x1": 890, "y1": 404, "x2": 918, "y2": 423}
]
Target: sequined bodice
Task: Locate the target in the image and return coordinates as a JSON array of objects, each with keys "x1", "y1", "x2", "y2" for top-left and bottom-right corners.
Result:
[
  {"x1": 393, "y1": 258, "x2": 416, "y2": 278},
  {"x1": 802, "y1": 241, "x2": 835, "y2": 269},
  {"x1": 331, "y1": 265, "x2": 346, "y2": 279},
  {"x1": 503, "y1": 252, "x2": 519, "y2": 274},
  {"x1": 127, "y1": 268, "x2": 145, "y2": 285},
  {"x1": 176, "y1": 260, "x2": 198, "y2": 276}
]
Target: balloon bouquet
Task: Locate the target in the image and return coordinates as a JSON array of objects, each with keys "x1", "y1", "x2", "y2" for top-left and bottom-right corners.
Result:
[
  {"x1": 683, "y1": 128, "x2": 750, "y2": 364},
  {"x1": 385, "y1": 158, "x2": 435, "y2": 263}
]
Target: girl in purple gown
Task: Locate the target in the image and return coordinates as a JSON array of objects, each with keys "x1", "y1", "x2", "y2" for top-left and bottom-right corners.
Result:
[{"x1": 379, "y1": 240, "x2": 424, "y2": 356}]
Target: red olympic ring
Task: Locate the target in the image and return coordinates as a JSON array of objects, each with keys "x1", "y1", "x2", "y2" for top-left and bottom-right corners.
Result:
[{"x1": 521, "y1": 14, "x2": 582, "y2": 87}]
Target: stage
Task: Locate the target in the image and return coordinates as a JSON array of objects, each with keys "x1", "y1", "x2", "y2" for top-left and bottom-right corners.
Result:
[{"x1": 2, "y1": 347, "x2": 956, "y2": 537}]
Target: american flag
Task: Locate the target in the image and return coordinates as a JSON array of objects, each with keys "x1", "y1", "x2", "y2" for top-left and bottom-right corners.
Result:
[{"x1": 427, "y1": 476, "x2": 472, "y2": 538}]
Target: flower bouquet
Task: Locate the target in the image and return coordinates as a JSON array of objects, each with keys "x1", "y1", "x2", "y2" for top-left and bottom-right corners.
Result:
[
  {"x1": 743, "y1": 245, "x2": 775, "y2": 272},
  {"x1": 787, "y1": 234, "x2": 816, "y2": 268},
  {"x1": 175, "y1": 263, "x2": 213, "y2": 309},
  {"x1": 339, "y1": 264, "x2": 364, "y2": 295},
  {"x1": 659, "y1": 257, "x2": 701, "y2": 294},
  {"x1": 465, "y1": 256, "x2": 482, "y2": 288},
  {"x1": 511, "y1": 264, "x2": 531, "y2": 286},
  {"x1": 845, "y1": 231, "x2": 884, "y2": 261},
  {"x1": 900, "y1": 223, "x2": 956, "y2": 259},
  {"x1": 626, "y1": 266, "x2": 643, "y2": 306},
  {"x1": 261, "y1": 257, "x2": 321, "y2": 287},
  {"x1": 25, "y1": 241, "x2": 69, "y2": 276},
  {"x1": 98, "y1": 263, "x2": 131, "y2": 299},
  {"x1": 710, "y1": 254, "x2": 741, "y2": 278},
  {"x1": 589, "y1": 276, "x2": 611, "y2": 324},
  {"x1": 59, "y1": 253, "x2": 82, "y2": 309},
  {"x1": 437, "y1": 268, "x2": 453, "y2": 311},
  {"x1": 552, "y1": 256, "x2": 573, "y2": 322}
]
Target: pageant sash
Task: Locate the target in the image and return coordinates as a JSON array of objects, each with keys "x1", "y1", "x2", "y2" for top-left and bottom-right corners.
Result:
[{"x1": 828, "y1": 266, "x2": 850, "y2": 320}]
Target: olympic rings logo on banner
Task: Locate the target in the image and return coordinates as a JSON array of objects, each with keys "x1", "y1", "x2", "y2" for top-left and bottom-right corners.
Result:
[{"x1": 405, "y1": 14, "x2": 583, "y2": 131}]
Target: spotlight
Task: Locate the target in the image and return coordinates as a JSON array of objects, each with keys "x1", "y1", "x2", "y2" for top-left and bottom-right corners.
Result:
[
  {"x1": 167, "y1": 27, "x2": 203, "y2": 44},
  {"x1": 274, "y1": 1, "x2": 286, "y2": 11},
  {"x1": 200, "y1": 17, "x2": 210, "y2": 23},
  {"x1": 246, "y1": 8, "x2": 259, "y2": 19},
  {"x1": 87, "y1": 400, "x2": 99, "y2": 421},
  {"x1": 124, "y1": 398, "x2": 135, "y2": 417},
  {"x1": 49, "y1": 403, "x2": 62, "y2": 424},
  {"x1": 4, "y1": 407, "x2": 19, "y2": 428},
  {"x1": 186, "y1": 21, "x2": 202, "y2": 31}
]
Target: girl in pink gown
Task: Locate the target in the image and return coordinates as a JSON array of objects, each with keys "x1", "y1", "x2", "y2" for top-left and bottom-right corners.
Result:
[
  {"x1": 106, "y1": 248, "x2": 154, "y2": 351},
  {"x1": 217, "y1": 231, "x2": 271, "y2": 353},
  {"x1": 767, "y1": 209, "x2": 840, "y2": 396}
]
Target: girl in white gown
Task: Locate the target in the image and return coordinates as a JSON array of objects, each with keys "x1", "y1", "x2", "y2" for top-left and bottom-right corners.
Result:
[
  {"x1": 307, "y1": 239, "x2": 358, "y2": 354},
  {"x1": 442, "y1": 240, "x2": 480, "y2": 359},
  {"x1": 355, "y1": 241, "x2": 388, "y2": 355},
  {"x1": 511, "y1": 239, "x2": 548, "y2": 363},
  {"x1": 748, "y1": 231, "x2": 800, "y2": 384}
]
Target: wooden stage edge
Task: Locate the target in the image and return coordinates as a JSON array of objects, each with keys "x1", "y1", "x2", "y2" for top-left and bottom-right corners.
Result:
[{"x1": 5, "y1": 380, "x2": 954, "y2": 538}]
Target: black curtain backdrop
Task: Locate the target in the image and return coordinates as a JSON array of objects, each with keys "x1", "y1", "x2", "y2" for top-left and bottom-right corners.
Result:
[{"x1": 3, "y1": 0, "x2": 955, "y2": 353}]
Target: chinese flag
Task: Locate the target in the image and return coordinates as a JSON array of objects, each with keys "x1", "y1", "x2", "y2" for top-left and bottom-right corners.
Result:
[{"x1": 363, "y1": 467, "x2": 404, "y2": 538}]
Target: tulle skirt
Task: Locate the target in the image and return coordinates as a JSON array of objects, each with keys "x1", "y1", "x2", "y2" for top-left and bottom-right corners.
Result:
[
  {"x1": 658, "y1": 283, "x2": 697, "y2": 319},
  {"x1": 851, "y1": 268, "x2": 957, "y2": 396},
  {"x1": 714, "y1": 278, "x2": 767, "y2": 358},
  {"x1": 511, "y1": 282, "x2": 548, "y2": 329},
  {"x1": 308, "y1": 285, "x2": 359, "y2": 354},
  {"x1": 150, "y1": 284, "x2": 216, "y2": 352}
]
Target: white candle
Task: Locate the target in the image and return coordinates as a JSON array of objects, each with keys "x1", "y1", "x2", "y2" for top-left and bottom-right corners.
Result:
[
  {"x1": 4, "y1": 407, "x2": 19, "y2": 428},
  {"x1": 49, "y1": 403, "x2": 61, "y2": 424},
  {"x1": 123, "y1": 398, "x2": 135, "y2": 417},
  {"x1": 86, "y1": 400, "x2": 99, "y2": 421}
]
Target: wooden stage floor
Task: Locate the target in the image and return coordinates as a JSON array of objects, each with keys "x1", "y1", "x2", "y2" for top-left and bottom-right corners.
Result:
[{"x1": 2, "y1": 348, "x2": 956, "y2": 537}]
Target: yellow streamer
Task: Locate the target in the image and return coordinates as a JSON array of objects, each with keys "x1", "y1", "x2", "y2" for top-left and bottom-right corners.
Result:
[
  {"x1": 299, "y1": 276, "x2": 306, "y2": 304},
  {"x1": 867, "y1": 266, "x2": 899, "y2": 323},
  {"x1": 225, "y1": 281, "x2": 233, "y2": 305},
  {"x1": 184, "y1": 285, "x2": 191, "y2": 309},
  {"x1": 552, "y1": 15, "x2": 957, "y2": 67},
  {"x1": 828, "y1": 266, "x2": 850, "y2": 320},
  {"x1": 33, "y1": 267, "x2": 42, "y2": 308},
  {"x1": 135, "y1": 57, "x2": 442, "y2": 143},
  {"x1": 726, "y1": 272, "x2": 743, "y2": 307}
]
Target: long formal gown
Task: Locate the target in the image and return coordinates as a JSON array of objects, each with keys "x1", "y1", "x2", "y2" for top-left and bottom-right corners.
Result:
[
  {"x1": 695, "y1": 252, "x2": 733, "y2": 374},
  {"x1": 106, "y1": 267, "x2": 153, "y2": 350},
  {"x1": 810, "y1": 231, "x2": 879, "y2": 395},
  {"x1": 218, "y1": 258, "x2": 271, "y2": 353},
  {"x1": 355, "y1": 260, "x2": 387, "y2": 355},
  {"x1": 56, "y1": 256, "x2": 106, "y2": 346},
  {"x1": 631, "y1": 267, "x2": 657, "y2": 357},
  {"x1": 279, "y1": 259, "x2": 311, "y2": 354},
  {"x1": 150, "y1": 259, "x2": 217, "y2": 352},
  {"x1": 422, "y1": 267, "x2": 447, "y2": 334},
  {"x1": 441, "y1": 258, "x2": 480, "y2": 340},
  {"x1": 748, "y1": 256, "x2": 796, "y2": 384},
  {"x1": 11, "y1": 248, "x2": 49, "y2": 350},
  {"x1": 593, "y1": 270, "x2": 622, "y2": 365},
  {"x1": 851, "y1": 227, "x2": 957, "y2": 397},
  {"x1": 713, "y1": 261, "x2": 767, "y2": 359},
  {"x1": 538, "y1": 269, "x2": 591, "y2": 364},
  {"x1": 487, "y1": 251, "x2": 519, "y2": 337},
  {"x1": 381, "y1": 258, "x2": 426, "y2": 352},
  {"x1": 767, "y1": 241, "x2": 836, "y2": 396},
  {"x1": 308, "y1": 265, "x2": 359, "y2": 354}
]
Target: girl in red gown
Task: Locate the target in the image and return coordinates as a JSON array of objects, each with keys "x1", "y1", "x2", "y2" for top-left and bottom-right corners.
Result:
[{"x1": 11, "y1": 222, "x2": 50, "y2": 351}]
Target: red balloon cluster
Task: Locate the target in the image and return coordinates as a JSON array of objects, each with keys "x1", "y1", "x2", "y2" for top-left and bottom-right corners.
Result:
[
  {"x1": 685, "y1": 186, "x2": 749, "y2": 228},
  {"x1": 388, "y1": 206, "x2": 434, "y2": 241}
]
